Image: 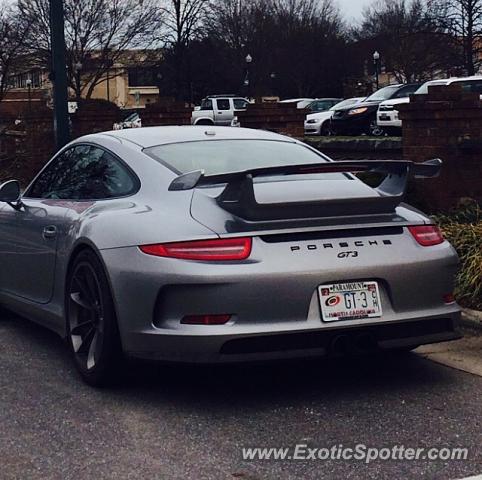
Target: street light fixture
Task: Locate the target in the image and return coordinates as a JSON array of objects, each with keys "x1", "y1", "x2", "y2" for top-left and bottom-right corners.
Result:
[
  {"x1": 270, "y1": 72, "x2": 277, "y2": 95},
  {"x1": 25, "y1": 78, "x2": 32, "y2": 113},
  {"x1": 373, "y1": 51, "x2": 380, "y2": 91},
  {"x1": 244, "y1": 54, "x2": 253, "y2": 98}
]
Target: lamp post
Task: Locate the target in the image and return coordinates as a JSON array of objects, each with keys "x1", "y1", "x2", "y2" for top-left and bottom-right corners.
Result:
[
  {"x1": 25, "y1": 77, "x2": 32, "y2": 113},
  {"x1": 50, "y1": 0, "x2": 70, "y2": 148},
  {"x1": 270, "y1": 72, "x2": 276, "y2": 96},
  {"x1": 74, "y1": 61, "x2": 82, "y2": 103},
  {"x1": 373, "y1": 51, "x2": 380, "y2": 91},
  {"x1": 156, "y1": 71, "x2": 163, "y2": 102},
  {"x1": 244, "y1": 54, "x2": 252, "y2": 98}
]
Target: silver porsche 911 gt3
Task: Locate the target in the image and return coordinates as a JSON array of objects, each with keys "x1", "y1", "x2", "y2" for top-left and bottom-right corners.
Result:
[{"x1": 0, "y1": 126, "x2": 461, "y2": 385}]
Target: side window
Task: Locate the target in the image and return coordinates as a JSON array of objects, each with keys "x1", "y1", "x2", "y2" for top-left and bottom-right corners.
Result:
[
  {"x1": 233, "y1": 99, "x2": 249, "y2": 110},
  {"x1": 27, "y1": 148, "x2": 77, "y2": 199},
  {"x1": 216, "y1": 99, "x2": 231, "y2": 110},
  {"x1": 459, "y1": 80, "x2": 482, "y2": 94},
  {"x1": 200, "y1": 99, "x2": 213, "y2": 110},
  {"x1": 26, "y1": 145, "x2": 138, "y2": 200}
]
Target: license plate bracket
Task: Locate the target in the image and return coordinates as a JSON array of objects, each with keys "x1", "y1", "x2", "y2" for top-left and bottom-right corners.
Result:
[{"x1": 318, "y1": 281, "x2": 382, "y2": 322}]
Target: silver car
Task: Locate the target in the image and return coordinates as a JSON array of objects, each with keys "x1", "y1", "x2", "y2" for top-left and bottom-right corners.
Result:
[{"x1": 0, "y1": 126, "x2": 461, "y2": 386}]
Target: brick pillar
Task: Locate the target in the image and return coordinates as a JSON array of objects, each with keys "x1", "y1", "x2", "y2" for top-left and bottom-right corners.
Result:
[
  {"x1": 141, "y1": 98, "x2": 192, "y2": 126},
  {"x1": 398, "y1": 84, "x2": 482, "y2": 211},
  {"x1": 0, "y1": 106, "x2": 56, "y2": 184},
  {"x1": 236, "y1": 102, "x2": 306, "y2": 137}
]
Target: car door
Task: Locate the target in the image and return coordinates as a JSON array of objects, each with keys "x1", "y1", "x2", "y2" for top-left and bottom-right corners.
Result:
[
  {"x1": 8, "y1": 148, "x2": 79, "y2": 303},
  {"x1": 0, "y1": 203, "x2": 19, "y2": 295},
  {"x1": 213, "y1": 98, "x2": 233, "y2": 125}
]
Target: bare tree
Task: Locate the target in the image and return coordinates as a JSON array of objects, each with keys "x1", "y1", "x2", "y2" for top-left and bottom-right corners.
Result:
[
  {"x1": 162, "y1": 0, "x2": 207, "y2": 47},
  {"x1": 17, "y1": 0, "x2": 162, "y2": 100},
  {"x1": 158, "y1": 0, "x2": 210, "y2": 99},
  {"x1": 203, "y1": 0, "x2": 346, "y2": 98},
  {"x1": 430, "y1": 0, "x2": 482, "y2": 75},
  {"x1": 0, "y1": 2, "x2": 30, "y2": 104},
  {"x1": 359, "y1": 0, "x2": 455, "y2": 82}
]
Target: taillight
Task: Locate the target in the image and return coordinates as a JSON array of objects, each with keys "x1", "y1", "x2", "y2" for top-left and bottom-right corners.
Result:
[
  {"x1": 443, "y1": 293, "x2": 456, "y2": 305},
  {"x1": 139, "y1": 237, "x2": 252, "y2": 261},
  {"x1": 408, "y1": 225, "x2": 444, "y2": 247}
]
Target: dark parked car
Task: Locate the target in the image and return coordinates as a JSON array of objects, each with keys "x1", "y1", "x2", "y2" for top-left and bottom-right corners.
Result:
[{"x1": 330, "y1": 84, "x2": 420, "y2": 136}]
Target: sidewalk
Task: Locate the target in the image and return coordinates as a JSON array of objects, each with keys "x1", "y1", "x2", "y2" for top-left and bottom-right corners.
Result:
[
  {"x1": 461, "y1": 308, "x2": 482, "y2": 331},
  {"x1": 416, "y1": 315, "x2": 482, "y2": 377}
]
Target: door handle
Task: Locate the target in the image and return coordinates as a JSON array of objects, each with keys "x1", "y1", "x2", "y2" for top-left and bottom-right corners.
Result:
[{"x1": 43, "y1": 225, "x2": 57, "y2": 239}]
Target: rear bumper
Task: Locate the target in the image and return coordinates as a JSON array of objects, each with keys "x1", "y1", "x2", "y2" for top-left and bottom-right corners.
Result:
[
  {"x1": 100, "y1": 232, "x2": 461, "y2": 363},
  {"x1": 125, "y1": 313, "x2": 461, "y2": 362},
  {"x1": 304, "y1": 123, "x2": 322, "y2": 135},
  {"x1": 377, "y1": 112, "x2": 402, "y2": 128}
]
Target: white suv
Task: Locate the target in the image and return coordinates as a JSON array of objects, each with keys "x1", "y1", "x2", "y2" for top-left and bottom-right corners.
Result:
[
  {"x1": 191, "y1": 96, "x2": 250, "y2": 126},
  {"x1": 377, "y1": 76, "x2": 482, "y2": 132}
]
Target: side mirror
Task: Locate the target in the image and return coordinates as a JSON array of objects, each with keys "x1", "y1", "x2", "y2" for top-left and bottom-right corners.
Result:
[{"x1": 0, "y1": 180, "x2": 22, "y2": 207}]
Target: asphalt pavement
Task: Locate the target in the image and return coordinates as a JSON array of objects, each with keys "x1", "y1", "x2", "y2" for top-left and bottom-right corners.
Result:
[{"x1": 0, "y1": 312, "x2": 481, "y2": 480}]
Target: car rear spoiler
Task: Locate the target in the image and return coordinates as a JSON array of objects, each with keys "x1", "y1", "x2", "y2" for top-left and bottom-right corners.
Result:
[{"x1": 168, "y1": 159, "x2": 442, "y2": 220}]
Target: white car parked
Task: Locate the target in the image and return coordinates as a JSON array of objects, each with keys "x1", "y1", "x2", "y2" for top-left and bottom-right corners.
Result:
[
  {"x1": 304, "y1": 98, "x2": 365, "y2": 135},
  {"x1": 377, "y1": 76, "x2": 482, "y2": 132},
  {"x1": 191, "y1": 95, "x2": 250, "y2": 126},
  {"x1": 279, "y1": 98, "x2": 316, "y2": 109}
]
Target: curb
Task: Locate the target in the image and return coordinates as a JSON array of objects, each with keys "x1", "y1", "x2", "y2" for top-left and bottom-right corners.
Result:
[{"x1": 461, "y1": 308, "x2": 482, "y2": 331}]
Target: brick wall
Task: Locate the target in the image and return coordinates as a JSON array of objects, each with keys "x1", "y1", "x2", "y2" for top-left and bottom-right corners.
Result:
[
  {"x1": 0, "y1": 100, "x2": 121, "y2": 185},
  {"x1": 237, "y1": 102, "x2": 305, "y2": 137},
  {"x1": 71, "y1": 99, "x2": 122, "y2": 138},
  {"x1": 398, "y1": 85, "x2": 482, "y2": 212},
  {"x1": 141, "y1": 99, "x2": 192, "y2": 126},
  {"x1": 305, "y1": 137, "x2": 403, "y2": 160}
]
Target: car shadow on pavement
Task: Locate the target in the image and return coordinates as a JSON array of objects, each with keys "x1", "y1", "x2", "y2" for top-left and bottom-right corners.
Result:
[{"x1": 1, "y1": 312, "x2": 463, "y2": 407}]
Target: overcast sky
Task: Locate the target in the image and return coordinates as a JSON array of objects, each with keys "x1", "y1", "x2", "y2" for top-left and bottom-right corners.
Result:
[
  {"x1": 4, "y1": 0, "x2": 368, "y2": 21},
  {"x1": 337, "y1": 0, "x2": 369, "y2": 21}
]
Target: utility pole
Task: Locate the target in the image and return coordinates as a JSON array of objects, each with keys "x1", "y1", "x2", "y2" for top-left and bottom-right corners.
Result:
[{"x1": 50, "y1": 0, "x2": 70, "y2": 148}]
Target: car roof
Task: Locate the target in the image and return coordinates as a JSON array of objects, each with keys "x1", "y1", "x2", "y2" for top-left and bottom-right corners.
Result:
[
  {"x1": 424, "y1": 75, "x2": 482, "y2": 86},
  {"x1": 280, "y1": 98, "x2": 315, "y2": 103},
  {"x1": 97, "y1": 126, "x2": 296, "y2": 148}
]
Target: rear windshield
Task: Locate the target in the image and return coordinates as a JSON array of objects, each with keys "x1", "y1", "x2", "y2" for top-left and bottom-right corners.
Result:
[{"x1": 145, "y1": 139, "x2": 345, "y2": 178}]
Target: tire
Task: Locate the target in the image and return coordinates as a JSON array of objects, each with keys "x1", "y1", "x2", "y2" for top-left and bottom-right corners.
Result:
[
  {"x1": 66, "y1": 249, "x2": 123, "y2": 387},
  {"x1": 368, "y1": 119, "x2": 385, "y2": 137},
  {"x1": 195, "y1": 120, "x2": 214, "y2": 126},
  {"x1": 320, "y1": 122, "x2": 332, "y2": 136}
]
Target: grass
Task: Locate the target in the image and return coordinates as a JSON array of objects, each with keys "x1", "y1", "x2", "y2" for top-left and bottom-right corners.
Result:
[{"x1": 433, "y1": 199, "x2": 482, "y2": 311}]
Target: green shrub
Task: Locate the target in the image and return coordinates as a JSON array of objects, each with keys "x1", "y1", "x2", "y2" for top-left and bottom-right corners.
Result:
[{"x1": 434, "y1": 199, "x2": 482, "y2": 310}]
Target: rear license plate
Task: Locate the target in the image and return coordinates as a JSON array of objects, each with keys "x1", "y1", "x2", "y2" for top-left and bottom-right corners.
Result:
[
  {"x1": 318, "y1": 281, "x2": 382, "y2": 322},
  {"x1": 379, "y1": 115, "x2": 390, "y2": 120}
]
